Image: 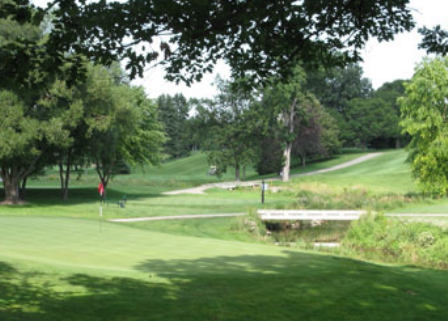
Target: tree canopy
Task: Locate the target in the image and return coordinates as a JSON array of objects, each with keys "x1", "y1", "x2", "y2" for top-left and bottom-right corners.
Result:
[
  {"x1": 157, "y1": 94, "x2": 191, "y2": 159},
  {"x1": 1, "y1": 0, "x2": 415, "y2": 86},
  {"x1": 420, "y1": 25, "x2": 448, "y2": 56},
  {"x1": 400, "y1": 57, "x2": 448, "y2": 194},
  {"x1": 193, "y1": 78, "x2": 258, "y2": 181},
  {"x1": 305, "y1": 64, "x2": 372, "y2": 113}
]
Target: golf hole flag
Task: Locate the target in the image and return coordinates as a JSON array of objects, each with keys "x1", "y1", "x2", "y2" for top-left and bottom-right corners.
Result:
[{"x1": 98, "y1": 182, "x2": 105, "y2": 196}]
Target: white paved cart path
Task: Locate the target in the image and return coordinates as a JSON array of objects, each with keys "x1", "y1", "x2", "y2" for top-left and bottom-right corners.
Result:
[
  {"x1": 163, "y1": 153, "x2": 383, "y2": 195},
  {"x1": 109, "y1": 153, "x2": 448, "y2": 223}
]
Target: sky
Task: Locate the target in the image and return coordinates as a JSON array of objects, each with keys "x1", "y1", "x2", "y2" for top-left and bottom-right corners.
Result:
[{"x1": 32, "y1": 0, "x2": 448, "y2": 98}]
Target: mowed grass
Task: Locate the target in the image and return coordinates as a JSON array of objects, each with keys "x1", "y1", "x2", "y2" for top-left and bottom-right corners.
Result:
[
  {"x1": 291, "y1": 150, "x2": 415, "y2": 194},
  {"x1": 1, "y1": 216, "x2": 448, "y2": 321},
  {"x1": 0, "y1": 151, "x2": 367, "y2": 220},
  {"x1": 2, "y1": 149, "x2": 448, "y2": 320}
]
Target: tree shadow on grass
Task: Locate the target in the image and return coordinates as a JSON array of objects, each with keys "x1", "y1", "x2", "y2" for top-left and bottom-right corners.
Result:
[
  {"x1": 0, "y1": 187, "x2": 167, "y2": 208},
  {"x1": 1, "y1": 250, "x2": 448, "y2": 321}
]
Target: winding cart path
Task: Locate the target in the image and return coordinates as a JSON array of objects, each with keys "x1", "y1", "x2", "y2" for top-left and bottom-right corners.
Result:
[{"x1": 163, "y1": 153, "x2": 382, "y2": 195}]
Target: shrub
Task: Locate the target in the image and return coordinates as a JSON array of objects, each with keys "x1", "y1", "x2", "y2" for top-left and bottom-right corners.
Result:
[
  {"x1": 342, "y1": 214, "x2": 448, "y2": 269},
  {"x1": 231, "y1": 209, "x2": 267, "y2": 239},
  {"x1": 283, "y1": 183, "x2": 425, "y2": 212}
]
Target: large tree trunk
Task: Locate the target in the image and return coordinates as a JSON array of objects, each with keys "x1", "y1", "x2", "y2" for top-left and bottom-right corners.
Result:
[
  {"x1": 96, "y1": 159, "x2": 111, "y2": 200},
  {"x1": 65, "y1": 152, "x2": 71, "y2": 199},
  {"x1": 58, "y1": 150, "x2": 72, "y2": 201},
  {"x1": 235, "y1": 163, "x2": 241, "y2": 182},
  {"x1": 2, "y1": 175, "x2": 21, "y2": 204},
  {"x1": 19, "y1": 176, "x2": 28, "y2": 200},
  {"x1": 281, "y1": 97, "x2": 298, "y2": 182},
  {"x1": 301, "y1": 154, "x2": 306, "y2": 167},
  {"x1": 1, "y1": 155, "x2": 42, "y2": 205},
  {"x1": 395, "y1": 137, "x2": 401, "y2": 149},
  {"x1": 282, "y1": 142, "x2": 292, "y2": 181}
]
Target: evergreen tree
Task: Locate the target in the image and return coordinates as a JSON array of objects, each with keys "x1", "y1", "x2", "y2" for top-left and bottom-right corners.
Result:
[
  {"x1": 372, "y1": 79, "x2": 407, "y2": 148},
  {"x1": 157, "y1": 94, "x2": 191, "y2": 159}
]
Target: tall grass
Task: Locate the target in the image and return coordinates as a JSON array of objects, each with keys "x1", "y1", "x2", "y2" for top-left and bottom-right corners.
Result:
[
  {"x1": 233, "y1": 209, "x2": 352, "y2": 246},
  {"x1": 342, "y1": 214, "x2": 448, "y2": 269},
  {"x1": 270, "y1": 182, "x2": 427, "y2": 211}
]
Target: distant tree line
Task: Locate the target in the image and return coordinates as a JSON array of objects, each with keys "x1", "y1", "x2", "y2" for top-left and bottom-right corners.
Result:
[
  {"x1": 156, "y1": 64, "x2": 406, "y2": 181},
  {"x1": 305, "y1": 64, "x2": 406, "y2": 149}
]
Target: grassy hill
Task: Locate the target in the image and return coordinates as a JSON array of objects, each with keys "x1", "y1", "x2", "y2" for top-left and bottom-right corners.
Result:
[
  {"x1": 2, "y1": 149, "x2": 448, "y2": 320},
  {"x1": 0, "y1": 151, "x2": 367, "y2": 219},
  {"x1": 297, "y1": 149, "x2": 415, "y2": 193}
]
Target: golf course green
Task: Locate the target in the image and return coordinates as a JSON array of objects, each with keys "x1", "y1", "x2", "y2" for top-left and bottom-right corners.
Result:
[{"x1": 1, "y1": 150, "x2": 448, "y2": 320}]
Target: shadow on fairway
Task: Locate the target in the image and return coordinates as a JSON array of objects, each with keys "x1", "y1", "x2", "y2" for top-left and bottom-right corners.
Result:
[
  {"x1": 0, "y1": 187, "x2": 166, "y2": 207},
  {"x1": 1, "y1": 251, "x2": 448, "y2": 321}
]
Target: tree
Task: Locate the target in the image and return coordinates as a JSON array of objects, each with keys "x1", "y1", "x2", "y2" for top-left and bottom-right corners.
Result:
[
  {"x1": 255, "y1": 137, "x2": 284, "y2": 176},
  {"x1": 319, "y1": 109, "x2": 341, "y2": 157},
  {"x1": 252, "y1": 100, "x2": 284, "y2": 176},
  {"x1": 198, "y1": 79, "x2": 257, "y2": 181},
  {"x1": 2, "y1": 1, "x2": 415, "y2": 88},
  {"x1": 82, "y1": 67, "x2": 166, "y2": 194},
  {"x1": 420, "y1": 25, "x2": 448, "y2": 56},
  {"x1": 40, "y1": 80, "x2": 85, "y2": 201},
  {"x1": 293, "y1": 98, "x2": 341, "y2": 167},
  {"x1": 157, "y1": 94, "x2": 191, "y2": 159},
  {"x1": 0, "y1": 12, "x2": 86, "y2": 202},
  {"x1": 400, "y1": 57, "x2": 448, "y2": 194},
  {"x1": 0, "y1": 90, "x2": 79, "y2": 204},
  {"x1": 305, "y1": 64, "x2": 373, "y2": 113},
  {"x1": 262, "y1": 67, "x2": 309, "y2": 181},
  {"x1": 0, "y1": 1, "x2": 86, "y2": 94},
  {"x1": 372, "y1": 79, "x2": 407, "y2": 148},
  {"x1": 345, "y1": 98, "x2": 399, "y2": 149},
  {"x1": 305, "y1": 63, "x2": 374, "y2": 147}
]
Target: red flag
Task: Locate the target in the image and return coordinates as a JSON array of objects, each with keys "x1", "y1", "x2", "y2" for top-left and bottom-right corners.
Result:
[{"x1": 98, "y1": 183, "x2": 105, "y2": 196}]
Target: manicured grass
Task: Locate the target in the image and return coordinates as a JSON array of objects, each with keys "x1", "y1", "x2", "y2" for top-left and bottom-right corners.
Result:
[
  {"x1": 27, "y1": 151, "x2": 369, "y2": 188},
  {"x1": 1, "y1": 216, "x2": 448, "y2": 321},
  {"x1": 292, "y1": 150, "x2": 415, "y2": 194},
  {"x1": 2, "y1": 149, "x2": 448, "y2": 320},
  {"x1": 0, "y1": 151, "x2": 368, "y2": 220}
]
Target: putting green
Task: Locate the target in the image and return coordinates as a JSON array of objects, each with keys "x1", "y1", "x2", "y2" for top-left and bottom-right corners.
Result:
[
  {"x1": 1, "y1": 216, "x2": 448, "y2": 320},
  {"x1": 0, "y1": 216, "x2": 305, "y2": 278}
]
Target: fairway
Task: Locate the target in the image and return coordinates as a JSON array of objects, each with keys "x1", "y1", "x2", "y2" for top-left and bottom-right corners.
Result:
[
  {"x1": 1, "y1": 216, "x2": 448, "y2": 321},
  {"x1": 2, "y1": 151, "x2": 448, "y2": 320}
]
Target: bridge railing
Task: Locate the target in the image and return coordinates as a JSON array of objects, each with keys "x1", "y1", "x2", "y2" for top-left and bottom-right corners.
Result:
[{"x1": 258, "y1": 210, "x2": 367, "y2": 221}]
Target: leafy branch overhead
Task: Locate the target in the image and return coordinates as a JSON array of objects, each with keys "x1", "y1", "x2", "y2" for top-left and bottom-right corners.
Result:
[{"x1": 1, "y1": 0, "x2": 415, "y2": 86}]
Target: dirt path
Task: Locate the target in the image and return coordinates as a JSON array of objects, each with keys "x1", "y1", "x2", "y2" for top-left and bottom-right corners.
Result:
[{"x1": 163, "y1": 153, "x2": 382, "y2": 195}]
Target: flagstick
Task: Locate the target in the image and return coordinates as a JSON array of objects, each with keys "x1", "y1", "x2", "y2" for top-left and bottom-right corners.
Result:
[
  {"x1": 98, "y1": 183, "x2": 105, "y2": 232},
  {"x1": 99, "y1": 200, "x2": 103, "y2": 232}
]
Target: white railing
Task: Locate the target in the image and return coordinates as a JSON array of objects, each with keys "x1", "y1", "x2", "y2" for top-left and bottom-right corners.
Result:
[{"x1": 258, "y1": 210, "x2": 367, "y2": 221}]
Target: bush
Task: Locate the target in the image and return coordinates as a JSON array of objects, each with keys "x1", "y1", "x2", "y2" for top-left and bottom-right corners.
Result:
[
  {"x1": 255, "y1": 137, "x2": 283, "y2": 175},
  {"x1": 342, "y1": 214, "x2": 448, "y2": 269},
  {"x1": 231, "y1": 209, "x2": 267, "y2": 239},
  {"x1": 286, "y1": 183, "x2": 424, "y2": 212}
]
